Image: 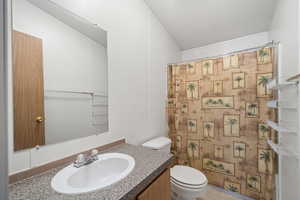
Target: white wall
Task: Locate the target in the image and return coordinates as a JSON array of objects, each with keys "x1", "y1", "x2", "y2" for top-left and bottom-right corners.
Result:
[
  {"x1": 181, "y1": 32, "x2": 269, "y2": 61},
  {"x1": 8, "y1": 0, "x2": 180, "y2": 174},
  {"x1": 14, "y1": 0, "x2": 108, "y2": 95},
  {"x1": 269, "y1": 0, "x2": 300, "y2": 199}
]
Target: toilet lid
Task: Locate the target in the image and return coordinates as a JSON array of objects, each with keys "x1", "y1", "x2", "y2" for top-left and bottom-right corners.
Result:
[{"x1": 171, "y1": 165, "x2": 207, "y2": 186}]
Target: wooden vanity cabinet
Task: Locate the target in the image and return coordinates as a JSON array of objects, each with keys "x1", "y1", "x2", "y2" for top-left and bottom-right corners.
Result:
[{"x1": 137, "y1": 169, "x2": 171, "y2": 200}]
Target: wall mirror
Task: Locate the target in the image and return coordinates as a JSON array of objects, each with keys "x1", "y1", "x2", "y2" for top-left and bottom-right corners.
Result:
[{"x1": 12, "y1": 0, "x2": 108, "y2": 151}]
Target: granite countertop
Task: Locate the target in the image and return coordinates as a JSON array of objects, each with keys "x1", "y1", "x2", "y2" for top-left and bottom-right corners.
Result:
[{"x1": 9, "y1": 143, "x2": 174, "y2": 200}]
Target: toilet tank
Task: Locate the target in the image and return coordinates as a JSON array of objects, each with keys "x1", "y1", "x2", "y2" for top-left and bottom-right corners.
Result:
[{"x1": 142, "y1": 137, "x2": 171, "y2": 153}]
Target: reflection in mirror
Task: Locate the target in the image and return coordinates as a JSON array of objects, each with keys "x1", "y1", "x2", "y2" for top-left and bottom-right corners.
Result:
[{"x1": 12, "y1": 0, "x2": 108, "y2": 151}]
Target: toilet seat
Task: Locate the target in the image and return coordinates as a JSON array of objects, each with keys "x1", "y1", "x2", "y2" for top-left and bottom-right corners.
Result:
[
  {"x1": 171, "y1": 178, "x2": 206, "y2": 190},
  {"x1": 170, "y1": 165, "x2": 207, "y2": 189},
  {"x1": 171, "y1": 177, "x2": 207, "y2": 189},
  {"x1": 171, "y1": 179, "x2": 206, "y2": 192}
]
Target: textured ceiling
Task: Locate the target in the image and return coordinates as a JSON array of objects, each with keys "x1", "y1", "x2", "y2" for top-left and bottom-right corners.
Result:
[{"x1": 144, "y1": 0, "x2": 277, "y2": 50}]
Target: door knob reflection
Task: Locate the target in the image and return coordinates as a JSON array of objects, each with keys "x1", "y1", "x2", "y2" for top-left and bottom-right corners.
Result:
[{"x1": 36, "y1": 116, "x2": 44, "y2": 123}]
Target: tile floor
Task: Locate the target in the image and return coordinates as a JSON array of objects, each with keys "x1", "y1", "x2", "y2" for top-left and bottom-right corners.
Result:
[{"x1": 198, "y1": 185, "x2": 255, "y2": 200}]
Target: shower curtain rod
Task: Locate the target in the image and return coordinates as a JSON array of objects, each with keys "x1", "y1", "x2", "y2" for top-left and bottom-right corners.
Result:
[
  {"x1": 45, "y1": 89, "x2": 107, "y2": 97},
  {"x1": 169, "y1": 40, "x2": 280, "y2": 65}
]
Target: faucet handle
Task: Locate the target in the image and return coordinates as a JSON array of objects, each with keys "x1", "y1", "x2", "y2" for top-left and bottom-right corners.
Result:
[
  {"x1": 91, "y1": 149, "x2": 98, "y2": 160},
  {"x1": 75, "y1": 154, "x2": 85, "y2": 163}
]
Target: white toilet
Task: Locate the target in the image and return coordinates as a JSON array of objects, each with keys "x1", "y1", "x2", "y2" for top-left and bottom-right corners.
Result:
[{"x1": 142, "y1": 137, "x2": 208, "y2": 200}]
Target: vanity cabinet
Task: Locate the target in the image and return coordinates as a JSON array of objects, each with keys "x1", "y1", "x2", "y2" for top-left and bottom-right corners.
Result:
[{"x1": 137, "y1": 169, "x2": 171, "y2": 200}]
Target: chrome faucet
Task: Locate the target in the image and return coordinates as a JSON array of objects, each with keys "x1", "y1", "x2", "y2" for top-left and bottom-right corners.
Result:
[{"x1": 74, "y1": 149, "x2": 99, "y2": 168}]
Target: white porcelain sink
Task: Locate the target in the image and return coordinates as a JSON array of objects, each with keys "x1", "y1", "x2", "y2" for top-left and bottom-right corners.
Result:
[{"x1": 51, "y1": 153, "x2": 135, "y2": 194}]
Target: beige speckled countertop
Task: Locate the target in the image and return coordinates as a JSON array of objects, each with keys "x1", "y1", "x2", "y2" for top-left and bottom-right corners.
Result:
[{"x1": 9, "y1": 144, "x2": 174, "y2": 200}]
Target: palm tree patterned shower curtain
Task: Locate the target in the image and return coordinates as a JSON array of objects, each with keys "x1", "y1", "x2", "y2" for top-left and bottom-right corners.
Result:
[{"x1": 167, "y1": 47, "x2": 277, "y2": 200}]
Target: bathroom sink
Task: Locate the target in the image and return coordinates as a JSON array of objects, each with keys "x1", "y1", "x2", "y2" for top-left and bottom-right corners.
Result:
[{"x1": 51, "y1": 153, "x2": 135, "y2": 194}]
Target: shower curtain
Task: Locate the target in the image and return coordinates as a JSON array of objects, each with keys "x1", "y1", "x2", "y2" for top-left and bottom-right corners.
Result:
[{"x1": 167, "y1": 47, "x2": 277, "y2": 200}]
